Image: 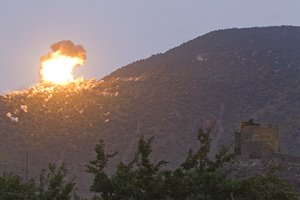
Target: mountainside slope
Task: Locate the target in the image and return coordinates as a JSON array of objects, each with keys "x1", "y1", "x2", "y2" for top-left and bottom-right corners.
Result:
[
  {"x1": 1, "y1": 26, "x2": 300, "y2": 194},
  {"x1": 107, "y1": 25, "x2": 300, "y2": 155}
]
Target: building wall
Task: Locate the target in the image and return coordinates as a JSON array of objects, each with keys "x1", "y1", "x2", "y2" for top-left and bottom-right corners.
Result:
[{"x1": 235, "y1": 122, "x2": 280, "y2": 159}]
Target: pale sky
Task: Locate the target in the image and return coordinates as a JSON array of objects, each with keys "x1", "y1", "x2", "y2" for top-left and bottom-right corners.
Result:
[{"x1": 0, "y1": 0, "x2": 299, "y2": 93}]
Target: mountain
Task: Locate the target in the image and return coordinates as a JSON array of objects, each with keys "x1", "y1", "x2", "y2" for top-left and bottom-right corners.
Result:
[{"x1": 2, "y1": 26, "x2": 300, "y2": 195}]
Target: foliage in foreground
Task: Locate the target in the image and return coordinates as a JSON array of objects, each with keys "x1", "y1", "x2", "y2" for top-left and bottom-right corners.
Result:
[
  {"x1": 0, "y1": 163, "x2": 78, "y2": 200},
  {"x1": 0, "y1": 128, "x2": 298, "y2": 200},
  {"x1": 86, "y1": 128, "x2": 298, "y2": 200}
]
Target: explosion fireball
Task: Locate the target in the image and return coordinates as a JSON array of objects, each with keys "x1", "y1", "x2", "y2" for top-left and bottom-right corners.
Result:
[{"x1": 40, "y1": 40, "x2": 86, "y2": 85}]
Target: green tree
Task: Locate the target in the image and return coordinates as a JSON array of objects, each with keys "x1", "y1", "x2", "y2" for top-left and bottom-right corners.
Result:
[
  {"x1": 37, "y1": 163, "x2": 78, "y2": 200},
  {"x1": 0, "y1": 173, "x2": 36, "y2": 200},
  {"x1": 87, "y1": 128, "x2": 298, "y2": 200},
  {"x1": 86, "y1": 137, "x2": 168, "y2": 200},
  {"x1": 112, "y1": 136, "x2": 168, "y2": 200},
  {"x1": 233, "y1": 171, "x2": 298, "y2": 200},
  {"x1": 165, "y1": 128, "x2": 235, "y2": 199},
  {"x1": 86, "y1": 139, "x2": 117, "y2": 199}
]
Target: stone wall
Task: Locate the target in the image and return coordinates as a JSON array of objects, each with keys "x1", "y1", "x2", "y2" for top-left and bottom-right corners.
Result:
[{"x1": 234, "y1": 120, "x2": 280, "y2": 159}]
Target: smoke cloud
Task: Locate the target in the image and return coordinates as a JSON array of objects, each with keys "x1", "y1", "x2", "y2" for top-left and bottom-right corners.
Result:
[{"x1": 40, "y1": 40, "x2": 86, "y2": 63}]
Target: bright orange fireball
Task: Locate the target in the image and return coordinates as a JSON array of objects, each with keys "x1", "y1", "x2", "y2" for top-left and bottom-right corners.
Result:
[
  {"x1": 40, "y1": 51, "x2": 84, "y2": 85},
  {"x1": 40, "y1": 40, "x2": 86, "y2": 85}
]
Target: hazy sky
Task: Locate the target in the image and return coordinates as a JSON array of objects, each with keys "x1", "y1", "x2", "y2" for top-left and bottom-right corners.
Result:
[{"x1": 0, "y1": 0, "x2": 299, "y2": 93}]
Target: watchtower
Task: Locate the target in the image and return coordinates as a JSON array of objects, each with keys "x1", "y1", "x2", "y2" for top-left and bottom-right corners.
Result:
[{"x1": 234, "y1": 119, "x2": 280, "y2": 159}]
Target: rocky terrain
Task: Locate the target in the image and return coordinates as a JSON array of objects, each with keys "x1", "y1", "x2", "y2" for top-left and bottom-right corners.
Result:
[{"x1": 2, "y1": 26, "x2": 300, "y2": 194}]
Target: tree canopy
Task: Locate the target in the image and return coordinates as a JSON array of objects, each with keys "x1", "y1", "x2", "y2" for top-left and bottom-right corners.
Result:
[
  {"x1": 0, "y1": 128, "x2": 297, "y2": 199},
  {"x1": 86, "y1": 128, "x2": 298, "y2": 200}
]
